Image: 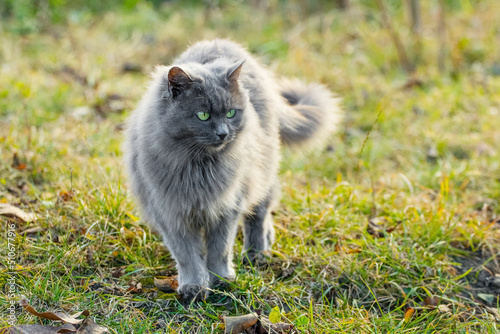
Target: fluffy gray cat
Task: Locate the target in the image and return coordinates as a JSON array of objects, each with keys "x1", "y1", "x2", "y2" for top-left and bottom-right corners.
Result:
[{"x1": 124, "y1": 39, "x2": 342, "y2": 301}]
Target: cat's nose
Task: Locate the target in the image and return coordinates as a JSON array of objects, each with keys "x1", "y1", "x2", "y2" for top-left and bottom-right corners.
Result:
[
  {"x1": 217, "y1": 132, "x2": 228, "y2": 140},
  {"x1": 215, "y1": 124, "x2": 229, "y2": 140}
]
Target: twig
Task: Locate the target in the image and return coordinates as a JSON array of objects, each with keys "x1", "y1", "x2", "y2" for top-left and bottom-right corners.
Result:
[
  {"x1": 408, "y1": 0, "x2": 422, "y2": 66},
  {"x1": 375, "y1": 0, "x2": 414, "y2": 73},
  {"x1": 437, "y1": 0, "x2": 447, "y2": 72}
]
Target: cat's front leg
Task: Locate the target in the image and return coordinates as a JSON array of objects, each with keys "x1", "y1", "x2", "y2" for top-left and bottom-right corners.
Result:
[
  {"x1": 159, "y1": 225, "x2": 209, "y2": 301},
  {"x1": 205, "y1": 215, "x2": 239, "y2": 287}
]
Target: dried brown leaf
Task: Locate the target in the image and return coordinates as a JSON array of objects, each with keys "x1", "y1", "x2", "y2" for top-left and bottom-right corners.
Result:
[
  {"x1": 224, "y1": 314, "x2": 258, "y2": 334},
  {"x1": 12, "y1": 153, "x2": 28, "y2": 170},
  {"x1": 127, "y1": 281, "x2": 143, "y2": 294},
  {"x1": 404, "y1": 307, "x2": 415, "y2": 322},
  {"x1": 437, "y1": 304, "x2": 451, "y2": 313},
  {"x1": 58, "y1": 191, "x2": 74, "y2": 202},
  {"x1": 76, "y1": 318, "x2": 108, "y2": 334},
  {"x1": 14, "y1": 163, "x2": 27, "y2": 170},
  {"x1": 424, "y1": 296, "x2": 439, "y2": 306},
  {"x1": 259, "y1": 316, "x2": 294, "y2": 333},
  {"x1": 0, "y1": 204, "x2": 37, "y2": 222},
  {"x1": 154, "y1": 276, "x2": 179, "y2": 292},
  {"x1": 20, "y1": 300, "x2": 89, "y2": 325},
  {"x1": 1, "y1": 323, "x2": 76, "y2": 334}
]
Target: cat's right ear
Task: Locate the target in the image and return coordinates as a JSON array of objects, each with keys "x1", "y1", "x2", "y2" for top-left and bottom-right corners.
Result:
[{"x1": 167, "y1": 66, "x2": 194, "y2": 99}]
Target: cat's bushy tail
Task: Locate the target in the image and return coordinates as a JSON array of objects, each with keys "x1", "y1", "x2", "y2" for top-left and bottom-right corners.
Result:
[{"x1": 277, "y1": 79, "x2": 342, "y2": 148}]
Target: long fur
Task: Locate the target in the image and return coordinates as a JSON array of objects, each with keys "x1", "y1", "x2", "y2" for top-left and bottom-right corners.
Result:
[
  {"x1": 278, "y1": 79, "x2": 342, "y2": 147},
  {"x1": 123, "y1": 39, "x2": 342, "y2": 299}
]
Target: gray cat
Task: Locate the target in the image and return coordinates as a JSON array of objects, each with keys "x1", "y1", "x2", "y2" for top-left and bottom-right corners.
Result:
[{"x1": 123, "y1": 39, "x2": 342, "y2": 301}]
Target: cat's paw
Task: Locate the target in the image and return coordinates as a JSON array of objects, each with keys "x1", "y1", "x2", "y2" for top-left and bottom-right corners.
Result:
[{"x1": 178, "y1": 284, "x2": 209, "y2": 303}]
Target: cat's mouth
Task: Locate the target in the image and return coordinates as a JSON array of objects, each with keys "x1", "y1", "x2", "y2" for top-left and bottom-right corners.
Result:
[
  {"x1": 211, "y1": 141, "x2": 228, "y2": 150},
  {"x1": 207, "y1": 138, "x2": 232, "y2": 152}
]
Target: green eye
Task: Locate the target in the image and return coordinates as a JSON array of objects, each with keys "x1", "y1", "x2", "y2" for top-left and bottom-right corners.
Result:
[
  {"x1": 197, "y1": 112, "x2": 210, "y2": 121},
  {"x1": 227, "y1": 109, "x2": 236, "y2": 118}
]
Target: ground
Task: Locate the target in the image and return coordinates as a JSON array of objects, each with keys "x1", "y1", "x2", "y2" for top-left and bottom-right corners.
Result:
[{"x1": 0, "y1": 1, "x2": 500, "y2": 333}]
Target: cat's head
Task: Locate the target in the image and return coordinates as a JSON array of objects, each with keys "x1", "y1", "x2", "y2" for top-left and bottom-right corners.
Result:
[{"x1": 157, "y1": 59, "x2": 248, "y2": 153}]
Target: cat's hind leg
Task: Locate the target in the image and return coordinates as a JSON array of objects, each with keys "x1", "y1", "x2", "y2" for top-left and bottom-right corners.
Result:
[{"x1": 242, "y1": 195, "x2": 275, "y2": 264}]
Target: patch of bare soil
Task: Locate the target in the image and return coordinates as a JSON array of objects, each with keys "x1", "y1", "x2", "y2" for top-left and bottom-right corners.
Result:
[{"x1": 452, "y1": 248, "x2": 500, "y2": 307}]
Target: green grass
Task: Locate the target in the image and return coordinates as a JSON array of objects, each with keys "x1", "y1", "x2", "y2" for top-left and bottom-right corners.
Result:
[{"x1": 1, "y1": 1, "x2": 500, "y2": 333}]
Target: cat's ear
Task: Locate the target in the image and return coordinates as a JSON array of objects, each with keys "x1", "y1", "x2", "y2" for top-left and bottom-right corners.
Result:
[
  {"x1": 227, "y1": 59, "x2": 245, "y2": 83},
  {"x1": 168, "y1": 66, "x2": 194, "y2": 98}
]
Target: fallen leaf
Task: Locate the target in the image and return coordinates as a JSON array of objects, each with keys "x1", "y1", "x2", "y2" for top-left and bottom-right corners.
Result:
[
  {"x1": 1, "y1": 323, "x2": 76, "y2": 334},
  {"x1": 154, "y1": 276, "x2": 179, "y2": 293},
  {"x1": 20, "y1": 300, "x2": 89, "y2": 325},
  {"x1": 477, "y1": 293, "x2": 495, "y2": 306},
  {"x1": 268, "y1": 306, "x2": 282, "y2": 324},
  {"x1": 424, "y1": 296, "x2": 439, "y2": 306},
  {"x1": 58, "y1": 191, "x2": 74, "y2": 202},
  {"x1": 2, "y1": 319, "x2": 108, "y2": 334},
  {"x1": 76, "y1": 318, "x2": 108, "y2": 334},
  {"x1": 12, "y1": 153, "x2": 28, "y2": 170},
  {"x1": 14, "y1": 163, "x2": 27, "y2": 170},
  {"x1": 404, "y1": 307, "x2": 415, "y2": 322},
  {"x1": 485, "y1": 306, "x2": 500, "y2": 322},
  {"x1": 127, "y1": 281, "x2": 143, "y2": 293},
  {"x1": 437, "y1": 304, "x2": 451, "y2": 313},
  {"x1": 223, "y1": 311, "x2": 294, "y2": 334},
  {"x1": 223, "y1": 313, "x2": 258, "y2": 334},
  {"x1": 259, "y1": 317, "x2": 294, "y2": 333},
  {"x1": 3, "y1": 301, "x2": 108, "y2": 334},
  {"x1": 0, "y1": 204, "x2": 37, "y2": 222}
]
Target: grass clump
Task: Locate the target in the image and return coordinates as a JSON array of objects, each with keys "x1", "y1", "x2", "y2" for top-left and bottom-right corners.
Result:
[{"x1": 1, "y1": 1, "x2": 500, "y2": 333}]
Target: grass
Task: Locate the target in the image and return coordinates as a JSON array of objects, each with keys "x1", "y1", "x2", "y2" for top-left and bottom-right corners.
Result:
[{"x1": 1, "y1": 1, "x2": 500, "y2": 333}]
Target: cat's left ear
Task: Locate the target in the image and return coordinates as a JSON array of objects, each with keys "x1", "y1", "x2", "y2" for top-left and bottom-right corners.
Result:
[
  {"x1": 168, "y1": 66, "x2": 194, "y2": 98},
  {"x1": 227, "y1": 59, "x2": 245, "y2": 83}
]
